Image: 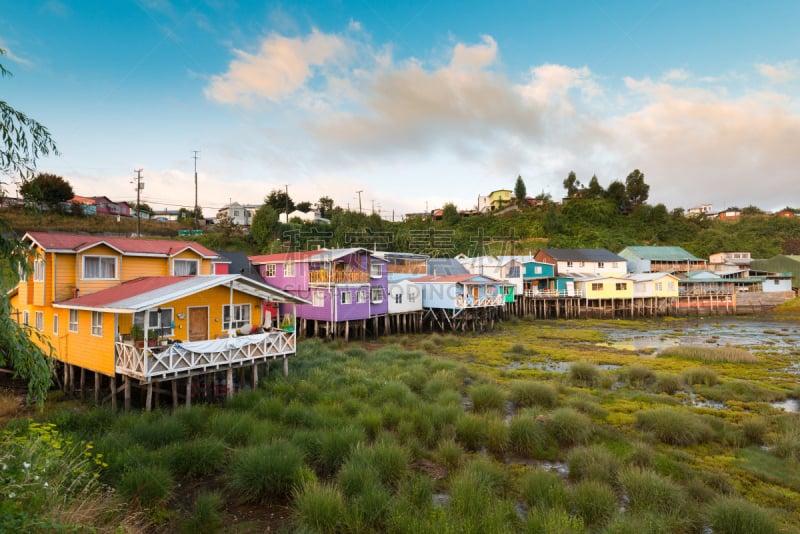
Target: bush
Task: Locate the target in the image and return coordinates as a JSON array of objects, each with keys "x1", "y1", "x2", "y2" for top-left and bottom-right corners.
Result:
[
  {"x1": 293, "y1": 483, "x2": 344, "y2": 534},
  {"x1": 567, "y1": 445, "x2": 621, "y2": 485},
  {"x1": 570, "y1": 479, "x2": 617, "y2": 529},
  {"x1": 569, "y1": 362, "x2": 600, "y2": 387},
  {"x1": 544, "y1": 408, "x2": 593, "y2": 446},
  {"x1": 520, "y1": 469, "x2": 569, "y2": 511},
  {"x1": 706, "y1": 497, "x2": 779, "y2": 534},
  {"x1": 316, "y1": 426, "x2": 364, "y2": 477},
  {"x1": 771, "y1": 416, "x2": 800, "y2": 461},
  {"x1": 682, "y1": 367, "x2": 719, "y2": 387},
  {"x1": 626, "y1": 442, "x2": 654, "y2": 468},
  {"x1": 470, "y1": 383, "x2": 507, "y2": 413},
  {"x1": 485, "y1": 416, "x2": 510, "y2": 458},
  {"x1": 228, "y1": 441, "x2": 312, "y2": 502},
  {"x1": 636, "y1": 408, "x2": 714, "y2": 446},
  {"x1": 510, "y1": 381, "x2": 558, "y2": 409},
  {"x1": 118, "y1": 464, "x2": 173, "y2": 508},
  {"x1": 448, "y1": 466, "x2": 521, "y2": 532}
]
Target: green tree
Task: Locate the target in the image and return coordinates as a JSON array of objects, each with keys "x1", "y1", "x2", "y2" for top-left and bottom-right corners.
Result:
[
  {"x1": 605, "y1": 180, "x2": 628, "y2": 211},
  {"x1": 317, "y1": 196, "x2": 334, "y2": 217},
  {"x1": 0, "y1": 49, "x2": 56, "y2": 406},
  {"x1": 295, "y1": 201, "x2": 312, "y2": 213},
  {"x1": 441, "y1": 202, "x2": 461, "y2": 226},
  {"x1": 19, "y1": 172, "x2": 73, "y2": 208},
  {"x1": 563, "y1": 171, "x2": 581, "y2": 197},
  {"x1": 266, "y1": 189, "x2": 294, "y2": 215},
  {"x1": 586, "y1": 175, "x2": 604, "y2": 199},
  {"x1": 249, "y1": 204, "x2": 280, "y2": 248},
  {"x1": 624, "y1": 169, "x2": 649, "y2": 208},
  {"x1": 514, "y1": 175, "x2": 527, "y2": 206}
]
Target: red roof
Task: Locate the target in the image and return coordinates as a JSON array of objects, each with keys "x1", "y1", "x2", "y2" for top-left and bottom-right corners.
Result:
[
  {"x1": 24, "y1": 232, "x2": 218, "y2": 258},
  {"x1": 249, "y1": 250, "x2": 320, "y2": 263},
  {"x1": 413, "y1": 274, "x2": 496, "y2": 284},
  {"x1": 57, "y1": 277, "x2": 189, "y2": 308}
]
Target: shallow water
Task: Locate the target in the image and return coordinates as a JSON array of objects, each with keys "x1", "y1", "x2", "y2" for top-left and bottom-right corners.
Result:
[{"x1": 771, "y1": 398, "x2": 800, "y2": 413}]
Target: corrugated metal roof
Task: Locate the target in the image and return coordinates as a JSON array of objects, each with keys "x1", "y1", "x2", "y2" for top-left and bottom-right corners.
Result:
[
  {"x1": 250, "y1": 248, "x2": 374, "y2": 264},
  {"x1": 538, "y1": 248, "x2": 625, "y2": 262},
  {"x1": 625, "y1": 272, "x2": 680, "y2": 282},
  {"x1": 619, "y1": 246, "x2": 704, "y2": 262},
  {"x1": 414, "y1": 274, "x2": 502, "y2": 284},
  {"x1": 24, "y1": 232, "x2": 219, "y2": 258},
  {"x1": 427, "y1": 258, "x2": 469, "y2": 276}
]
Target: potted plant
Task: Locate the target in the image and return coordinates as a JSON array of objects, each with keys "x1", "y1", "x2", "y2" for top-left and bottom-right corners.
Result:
[
  {"x1": 281, "y1": 314, "x2": 294, "y2": 332},
  {"x1": 130, "y1": 324, "x2": 144, "y2": 348},
  {"x1": 147, "y1": 329, "x2": 160, "y2": 347}
]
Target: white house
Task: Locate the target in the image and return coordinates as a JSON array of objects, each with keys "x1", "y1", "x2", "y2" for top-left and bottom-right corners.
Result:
[
  {"x1": 217, "y1": 202, "x2": 259, "y2": 227},
  {"x1": 387, "y1": 275, "x2": 424, "y2": 314}
]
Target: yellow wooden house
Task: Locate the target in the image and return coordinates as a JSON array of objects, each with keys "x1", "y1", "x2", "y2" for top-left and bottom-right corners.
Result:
[
  {"x1": 574, "y1": 275, "x2": 634, "y2": 300},
  {"x1": 10, "y1": 232, "x2": 307, "y2": 408}
]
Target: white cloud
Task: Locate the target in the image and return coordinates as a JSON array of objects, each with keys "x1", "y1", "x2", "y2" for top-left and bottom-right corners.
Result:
[
  {"x1": 663, "y1": 68, "x2": 689, "y2": 81},
  {"x1": 205, "y1": 29, "x2": 349, "y2": 104},
  {"x1": 756, "y1": 61, "x2": 800, "y2": 84}
]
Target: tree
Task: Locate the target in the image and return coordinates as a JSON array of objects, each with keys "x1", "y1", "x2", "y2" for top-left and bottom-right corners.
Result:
[
  {"x1": 586, "y1": 175, "x2": 604, "y2": 199},
  {"x1": 19, "y1": 172, "x2": 74, "y2": 208},
  {"x1": 563, "y1": 171, "x2": 581, "y2": 197},
  {"x1": 441, "y1": 202, "x2": 461, "y2": 226},
  {"x1": 249, "y1": 204, "x2": 280, "y2": 248},
  {"x1": 266, "y1": 189, "x2": 294, "y2": 215},
  {"x1": 605, "y1": 180, "x2": 627, "y2": 210},
  {"x1": 514, "y1": 175, "x2": 527, "y2": 207},
  {"x1": 0, "y1": 49, "x2": 56, "y2": 406},
  {"x1": 624, "y1": 169, "x2": 649, "y2": 208},
  {"x1": 295, "y1": 201, "x2": 312, "y2": 213},
  {"x1": 317, "y1": 196, "x2": 334, "y2": 217}
]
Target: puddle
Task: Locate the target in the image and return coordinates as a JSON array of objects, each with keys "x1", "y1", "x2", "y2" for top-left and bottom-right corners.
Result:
[
  {"x1": 524, "y1": 360, "x2": 620, "y2": 373},
  {"x1": 771, "y1": 399, "x2": 800, "y2": 413},
  {"x1": 684, "y1": 391, "x2": 726, "y2": 410},
  {"x1": 506, "y1": 458, "x2": 570, "y2": 478}
]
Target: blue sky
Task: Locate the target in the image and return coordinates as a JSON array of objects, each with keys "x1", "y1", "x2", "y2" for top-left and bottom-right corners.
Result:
[{"x1": 2, "y1": 1, "x2": 799, "y2": 218}]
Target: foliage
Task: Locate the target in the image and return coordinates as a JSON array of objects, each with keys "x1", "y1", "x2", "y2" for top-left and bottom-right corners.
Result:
[
  {"x1": 228, "y1": 440, "x2": 312, "y2": 502},
  {"x1": 660, "y1": 345, "x2": 758, "y2": 363},
  {"x1": 706, "y1": 497, "x2": 779, "y2": 534},
  {"x1": 265, "y1": 188, "x2": 295, "y2": 214},
  {"x1": 19, "y1": 172, "x2": 73, "y2": 208},
  {"x1": 570, "y1": 479, "x2": 617, "y2": 529},
  {"x1": 249, "y1": 202, "x2": 281, "y2": 248},
  {"x1": 635, "y1": 408, "x2": 714, "y2": 446},
  {"x1": 514, "y1": 175, "x2": 527, "y2": 206}
]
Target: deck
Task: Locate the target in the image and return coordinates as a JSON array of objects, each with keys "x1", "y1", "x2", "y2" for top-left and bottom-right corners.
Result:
[{"x1": 115, "y1": 331, "x2": 296, "y2": 383}]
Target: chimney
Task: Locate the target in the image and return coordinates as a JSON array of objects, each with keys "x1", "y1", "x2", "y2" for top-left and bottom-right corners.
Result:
[{"x1": 73, "y1": 288, "x2": 80, "y2": 298}]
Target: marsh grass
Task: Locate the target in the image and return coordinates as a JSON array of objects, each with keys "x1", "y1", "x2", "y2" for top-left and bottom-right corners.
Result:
[
  {"x1": 696, "y1": 381, "x2": 786, "y2": 403},
  {"x1": 623, "y1": 365, "x2": 656, "y2": 388},
  {"x1": 484, "y1": 415, "x2": 510, "y2": 458},
  {"x1": 682, "y1": 367, "x2": 719, "y2": 387},
  {"x1": 164, "y1": 436, "x2": 226, "y2": 478},
  {"x1": 228, "y1": 441, "x2": 312, "y2": 503},
  {"x1": 618, "y1": 466, "x2": 685, "y2": 516},
  {"x1": 570, "y1": 479, "x2": 617, "y2": 529},
  {"x1": 655, "y1": 373, "x2": 682, "y2": 395},
  {"x1": 455, "y1": 413, "x2": 487, "y2": 451},
  {"x1": 636, "y1": 408, "x2": 713, "y2": 446},
  {"x1": 118, "y1": 464, "x2": 173, "y2": 508},
  {"x1": 520, "y1": 469, "x2": 569, "y2": 511},
  {"x1": 544, "y1": 407, "x2": 593, "y2": 446},
  {"x1": 567, "y1": 444, "x2": 621, "y2": 485},
  {"x1": 447, "y1": 465, "x2": 521, "y2": 532},
  {"x1": 208, "y1": 411, "x2": 260, "y2": 446},
  {"x1": 129, "y1": 413, "x2": 187, "y2": 448},
  {"x1": 706, "y1": 497, "x2": 780, "y2": 534},
  {"x1": 470, "y1": 383, "x2": 506, "y2": 413},
  {"x1": 569, "y1": 361, "x2": 601, "y2": 387},
  {"x1": 436, "y1": 437, "x2": 464, "y2": 471},
  {"x1": 524, "y1": 507, "x2": 584, "y2": 533},
  {"x1": 510, "y1": 381, "x2": 558, "y2": 409},
  {"x1": 660, "y1": 345, "x2": 758, "y2": 364},
  {"x1": 293, "y1": 483, "x2": 344, "y2": 534},
  {"x1": 771, "y1": 415, "x2": 800, "y2": 461},
  {"x1": 508, "y1": 414, "x2": 552, "y2": 459},
  {"x1": 181, "y1": 491, "x2": 224, "y2": 534}
]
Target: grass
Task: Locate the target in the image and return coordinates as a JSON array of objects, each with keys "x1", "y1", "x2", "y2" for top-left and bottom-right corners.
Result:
[
  {"x1": 544, "y1": 407, "x2": 594, "y2": 446},
  {"x1": 181, "y1": 491, "x2": 224, "y2": 534},
  {"x1": 118, "y1": 464, "x2": 174, "y2": 508},
  {"x1": 618, "y1": 466, "x2": 686, "y2": 516},
  {"x1": 567, "y1": 444, "x2": 622, "y2": 485},
  {"x1": 520, "y1": 469, "x2": 570, "y2": 511},
  {"x1": 509, "y1": 381, "x2": 558, "y2": 409},
  {"x1": 636, "y1": 408, "x2": 714, "y2": 446},
  {"x1": 569, "y1": 361, "x2": 601, "y2": 388},
  {"x1": 469, "y1": 383, "x2": 507, "y2": 413},
  {"x1": 570, "y1": 479, "x2": 617, "y2": 529},
  {"x1": 706, "y1": 497, "x2": 780, "y2": 534},
  {"x1": 293, "y1": 483, "x2": 344, "y2": 534},
  {"x1": 228, "y1": 441, "x2": 313, "y2": 503},
  {"x1": 659, "y1": 345, "x2": 759, "y2": 363},
  {"x1": 682, "y1": 367, "x2": 719, "y2": 387}
]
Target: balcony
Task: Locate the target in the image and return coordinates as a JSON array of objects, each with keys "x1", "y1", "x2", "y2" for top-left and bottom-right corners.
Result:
[
  {"x1": 309, "y1": 269, "x2": 369, "y2": 284},
  {"x1": 115, "y1": 330, "x2": 296, "y2": 383},
  {"x1": 455, "y1": 294, "x2": 505, "y2": 308}
]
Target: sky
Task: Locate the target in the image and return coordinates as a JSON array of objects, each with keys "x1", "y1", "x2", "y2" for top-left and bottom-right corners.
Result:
[{"x1": 2, "y1": 0, "x2": 800, "y2": 219}]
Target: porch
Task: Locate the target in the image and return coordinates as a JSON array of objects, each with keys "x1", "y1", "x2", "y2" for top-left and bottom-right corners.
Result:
[{"x1": 115, "y1": 330, "x2": 296, "y2": 383}]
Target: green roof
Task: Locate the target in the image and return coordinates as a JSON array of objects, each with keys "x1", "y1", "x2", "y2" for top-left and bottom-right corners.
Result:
[{"x1": 618, "y1": 246, "x2": 704, "y2": 262}]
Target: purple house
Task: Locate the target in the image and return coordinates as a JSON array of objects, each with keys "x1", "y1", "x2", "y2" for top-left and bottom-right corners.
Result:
[{"x1": 249, "y1": 248, "x2": 389, "y2": 324}]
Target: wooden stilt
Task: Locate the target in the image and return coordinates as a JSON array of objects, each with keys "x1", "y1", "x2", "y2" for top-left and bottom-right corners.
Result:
[
  {"x1": 124, "y1": 376, "x2": 131, "y2": 412},
  {"x1": 283, "y1": 355, "x2": 289, "y2": 377},
  {"x1": 226, "y1": 368, "x2": 234, "y2": 399},
  {"x1": 145, "y1": 383, "x2": 153, "y2": 412},
  {"x1": 172, "y1": 380, "x2": 179, "y2": 408},
  {"x1": 94, "y1": 372, "x2": 101, "y2": 405},
  {"x1": 79, "y1": 368, "x2": 86, "y2": 400},
  {"x1": 110, "y1": 375, "x2": 117, "y2": 411},
  {"x1": 252, "y1": 363, "x2": 259, "y2": 390},
  {"x1": 185, "y1": 377, "x2": 192, "y2": 408}
]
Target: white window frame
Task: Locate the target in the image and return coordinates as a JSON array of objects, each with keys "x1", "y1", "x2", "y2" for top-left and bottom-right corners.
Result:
[
  {"x1": 534, "y1": 266, "x2": 543, "y2": 274},
  {"x1": 35, "y1": 311, "x2": 44, "y2": 332},
  {"x1": 370, "y1": 262, "x2": 382, "y2": 278},
  {"x1": 69, "y1": 309, "x2": 79, "y2": 332},
  {"x1": 133, "y1": 308, "x2": 175, "y2": 337},
  {"x1": 284, "y1": 261, "x2": 296, "y2": 277},
  {"x1": 356, "y1": 289, "x2": 367, "y2": 304},
  {"x1": 33, "y1": 259, "x2": 46, "y2": 282},
  {"x1": 223, "y1": 304, "x2": 251, "y2": 331},
  {"x1": 174, "y1": 259, "x2": 199, "y2": 276},
  {"x1": 53, "y1": 314, "x2": 59, "y2": 335},
  {"x1": 265, "y1": 264, "x2": 276, "y2": 277},
  {"x1": 371, "y1": 286, "x2": 384, "y2": 304},
  {"x1": 597, "y1": 261, "x2": 605, "y2": 268},
  {"x1": 615, "y1": 282, "x2": 627, "y2": 291},
  {"x1": 312, "y1": 291, "x2": 325, "y2": 307},
  {"x1": 22, "y1": 310, "x2": 29, "y2": 326},
  {"x1": 591, "y1": 283, "x2": 603, "y2": 291},
  {"x1": 91, "y1": 311, "x2": 103, "y2": 337},
  {"x1": 82, "y1": 255, "x2": 118, "y2": 280},
  {"x1": 341, "y1": 290, "x2": 352, "y2": 305},
  {"x1": 655, "y1": 282, "x2": 663, "y2": 291}
]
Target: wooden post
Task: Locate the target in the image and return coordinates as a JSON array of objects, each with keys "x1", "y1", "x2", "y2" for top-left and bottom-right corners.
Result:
[
  {"x1": 185, "y1": 377, "x2": 192, "y2": 408},
  {"x1": 79, "y1": 368, "x2": 86, "y2": 400},
  {"x1": 283, "y1": 355, "x2": 289, "y2": 377},
  {"x1": 252, "y1": 363, "x2": 259, "y2": 390},
  {"x1": 226, "y1": 368, "x2": 234, "y2": 399},
  {"x1": 94, "y1": 372, "x2": 101, "y2": 405},
  {"x1": 110, "y1": 375, "x2": 117, "y2": 411},
  {"x1": 345, "y1": 319, "x2": 350, "y2": 342},
  {"x1": 124, "y1": 376, "x2": 131, "y2": 412},
  {"x1": 145, "y1": 382, "x2": 153, "y2": 412},
  {"x1": 172, "y1": 380, "x2": 179, "y2": 408}
]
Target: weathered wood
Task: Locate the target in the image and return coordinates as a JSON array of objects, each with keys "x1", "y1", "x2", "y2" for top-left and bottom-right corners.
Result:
[
  {"x1": 110, "y1": 375, "x2": 117, "y2": 411},
  {"x1": 124, "y1": 376, "x2": 131, "y2": 412},
  {"x1": 145, "y1": 382, "x2": 153, "y2": 412}
]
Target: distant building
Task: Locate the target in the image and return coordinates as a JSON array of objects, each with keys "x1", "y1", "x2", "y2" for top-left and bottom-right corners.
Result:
[
  {"x1": 687, "y1": 204, "x2": 713, "y2": 216},
  {"x1": 217, "y1": 202, "x2": 260, "y2": 227}
]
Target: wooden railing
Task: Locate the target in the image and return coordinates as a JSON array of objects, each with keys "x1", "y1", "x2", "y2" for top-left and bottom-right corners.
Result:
[
  {"x1": 455, "y1": 294, "x2": 505, "y2": 308},
  {"x1": 308, "y1": 270, "x2": 369, "y2": 284},
  {"x1": 115, "y1": 331, "x2": 296, "y2": 382},
  {"x1": 524, "y1": 289, "x2": 583, "y2": 298}
]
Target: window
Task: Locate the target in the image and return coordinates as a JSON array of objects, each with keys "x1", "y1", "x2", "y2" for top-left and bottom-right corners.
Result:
[
  {"x1": 395, "y1": 293, "x2": 403, "y2": 304},
  {"x1": 534, "y1": 266, "x2": 543, "y2": 274},
  {"x1": 341, "y1": 291, "x2": 352, "y2": 304},
  {"x1": 773, "y1": 279, "x2": 781, "y2": 285},
  {"x1": 133, "y1": 308, "x2": 174, "y2": 337},
  {"x1": 69, "y1": 310, "x2": 79, "y2": 332},
  {"x1": 615, "y1": 283, "x2": 627, "y2": 291},
  {"x1": 284, "y1": 262, "x2": 295, "y2": 277},
  {"x1": 408, "y1": 290, "x2": 417, "y2": 303},
  {"x1": 566, "y1": 261, "x2": 573, "y2": 267},
  {"x1": 357, "y1": 290, "x2": 367, "y2": 304},
  {"x1": 233, "y1": 210, "x2": 240, "y2": 217},
  {"x1": 83, "y1": 256, "x2": 117, "y2": 280},
  {"x1": 265, "y1": 264, "x2": 276, "y2": 277},
  {"x1": 370, "y1": 262, "x2": 382, "y2": 277},
  {"x1": 591, "y1": 283, "x2": 603, "y2": 291},
  {"x1": 22, "y1": 311, "x2": 29, "y2": 326},
  {"x1": 312, "y1": 291, "x2": 325, "y2": 307},
  {"x1": 655, "y1": 282, "x2": 663, "y2": 291},
  {"x1": 53, "y1": 315, "x2": 59, "y2": 335},
  {"x1": 597, "y1": 262, "x2": 605, "y2": 268},
  {"x1": 33, "y1": 259, "x2": 45, "y2": 281},
  {"x1": 668, "y1": 282, "x2": 676, "y2": 291},
  {"x1": 174, "y1": 259, "x2": 199, "y2": 276},
  {"x1": 507, "y1": 266, "x2": 520, "y2": 277},
  {"x1": 371, "y1": 287, "x2": 384, "y2": 304},
  {"x1": 35, "y1": 311, "x2": 44, "y2": 331},
  {"x1": 223, "y1": 304, "x2": 251, "y2": 330},
  {"x1": 91, "y1": 311, "x2": 103, "y2": 337}
]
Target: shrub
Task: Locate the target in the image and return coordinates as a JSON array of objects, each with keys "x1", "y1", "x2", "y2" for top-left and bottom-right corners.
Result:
[
  {"x1": 706, "y1": 497, "x2": 779, "y2": 534},
  {"x1": 618, "y1": 466, "x2": 685, "y2": 516},
  {"x1": 510, "y1": 381, "x2": 558, "y2": 409},
  {"x1": 682, "y1": 367, "x2": 719, "y2": 387},
  {"x1": 508, "y1": 414, "x2": 548, "y2": 458},
  {"x1": 164, "y1": 436, "x2": 226, "y2": 477},
  {"x1": 544, "y1": 408, "x2": 593, "y2": 446},
  {"x1": 293, "y1": 483, "x2": 344, "y2": 534},
  {"x1": 342, "y1": 478, "x2": 391, "y2": 532},
  {"x1": 771, "y1": 416, "x2": 800, "y2": 461},
  {"x1": 316, "y1": 426, "x2": 364, "y2": 477},
  {"x1": 626, "y1": 442, "x2": 654, "y2": 468},
  {"x1": 570, "y1": 479, "x2": 617, "y2": 529},
  {"x1": 463, "y1": 459, "x2": 516, "y2": 498},
  {"x1": 366, "y1": 440, "x2": 409, "y2": 488},
  {"x1": 636, "y1": 408, "x2": 713, "y2": 446},
  {"x1": 567, "y1": 445, "x2": 621, "y2": 485},
  {"x1": 228, "y1": 441, "x2": 312, "y2": 502},
  {"x1": 448, "y1": 466, "x2": 521, "y2": 532},
  {"x1": 118, "y1": 464, "x2": 173, "y2": 508},
  {"x1": 181, "y1": 491, "x2": 224, "y2": 534},
  {"x1": 655, "y1": 373, "x2": 682, "y2": 395},
  {"x1": 520, "y1": 469, "x2": 569, "y2": 511},
  {"x1": 281, "y1": 401, "x2": 324, "y2": 429},
  {"x1": 569, "y1": 361, "x2": 600, "y2": 387},
  {"x1": 375, "y1": 381, "x2": 416, "y2": 406},
  {"x1": 455, "y1": 413, "x2": 487, "y2": 451},
  {"x1": 624, "y1": 365, "x2": 656, "y2": 387},
  {"x1": 470, "y1": 383, "x2": 507, "y2": 413}
]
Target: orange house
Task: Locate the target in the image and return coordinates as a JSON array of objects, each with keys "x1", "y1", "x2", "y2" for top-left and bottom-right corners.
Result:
[{"x1": 9, "y1": 232, "x2": 307, "y2": 407}]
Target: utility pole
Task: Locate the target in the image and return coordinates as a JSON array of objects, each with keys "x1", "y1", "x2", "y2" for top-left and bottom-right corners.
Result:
[
  {"x1": 356, "y1": 190, "x2": 363, "y2": 213},
  {"x1": 133, "y1": 169, "x2": 143, "y2": 237},
  {"x1": 192, "y1": 151, "x2": 200, "y2": 228},
  {"x1": 285, "y1": 184, "x2": 289, "y2": 224}
]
